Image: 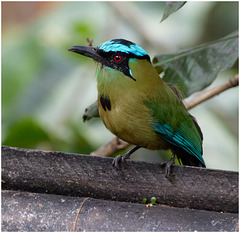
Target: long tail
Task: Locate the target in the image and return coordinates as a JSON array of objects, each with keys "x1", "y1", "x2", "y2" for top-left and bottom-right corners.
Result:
[
  {"x1": 175, "y1": 147, "x2": 206, "y2": 167},
  {"x1": 153, "y1": 121, "x2": 206, "y2": 167}
]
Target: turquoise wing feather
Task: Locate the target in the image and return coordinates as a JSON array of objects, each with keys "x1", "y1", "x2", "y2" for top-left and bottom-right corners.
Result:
[
  {"x1": 152, "y1": 122, "x2": 205, "y2": 166},
  {"x1": 145, "y1": 89, "x2": 205, "y2": 166}
]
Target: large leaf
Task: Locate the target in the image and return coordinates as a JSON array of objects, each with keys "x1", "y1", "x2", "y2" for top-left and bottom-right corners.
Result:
[
  {"x1": 153, "y1": 31, "x2": 238, "y2": 97},
  {"x1": 160, "y1": 2, "x2": 186, "y2": 22}
]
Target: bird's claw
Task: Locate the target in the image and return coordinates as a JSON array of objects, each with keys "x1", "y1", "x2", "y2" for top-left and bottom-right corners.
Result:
[
  {"x1": 112, "y1": 146, "x2": 140, "y2": 169},
  {"x1": 112, "y1": 154, "x2": 128, "y2": 169},
  {"x1": 164, "y1": 160, "x2": 174, "y2": 178},
  {"x1": 161, "y1": 154, "x2": 175, "y2": 178}
]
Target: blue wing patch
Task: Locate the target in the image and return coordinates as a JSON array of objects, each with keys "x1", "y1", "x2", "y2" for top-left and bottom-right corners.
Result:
[{"x1": 153, "y1": 122, "x2": 205, "y2": 166}]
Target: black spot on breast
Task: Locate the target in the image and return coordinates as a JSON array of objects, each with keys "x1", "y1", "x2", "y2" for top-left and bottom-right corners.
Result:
[
  {"x1": 100, "y1": 95, "x2": 111, "y2": 111},
  {"x1": 100, "y1": 96, "x2": 106, "y2": 111},
  {"x1": 105, "y1": 98, "x2": 111, "y2": 111}
]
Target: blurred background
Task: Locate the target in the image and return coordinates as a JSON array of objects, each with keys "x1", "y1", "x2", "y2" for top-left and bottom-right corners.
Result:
[{"x1": 2, "y1": 2, "x2": 238, "y2": 171}]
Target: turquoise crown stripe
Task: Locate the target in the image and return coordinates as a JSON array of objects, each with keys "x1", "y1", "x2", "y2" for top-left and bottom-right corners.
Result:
[{"x1": 98, "y1": 40, "x2": 148, "y2": 57}]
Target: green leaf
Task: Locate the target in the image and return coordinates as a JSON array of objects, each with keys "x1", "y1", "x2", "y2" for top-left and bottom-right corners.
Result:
[
  {"x1": 153, "y1": 31, "x2": 238, "y2": 97},
  {"x1": 83, "y1": 100, "x2": 99, "y2": 122},
  {"x1": 160, "y1": 1, "x2": 186, "y2": 22},
  {"x1": 142, "y1": 198, "x2": 147, "y2": 204},
  {"x1": 150, "y1": 197, "x2": 157, "y2": 205}
]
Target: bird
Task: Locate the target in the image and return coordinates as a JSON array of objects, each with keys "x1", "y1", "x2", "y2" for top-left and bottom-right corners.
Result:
[{"x1": 68, "y1": 39, "x2": 206, "y2": 176}]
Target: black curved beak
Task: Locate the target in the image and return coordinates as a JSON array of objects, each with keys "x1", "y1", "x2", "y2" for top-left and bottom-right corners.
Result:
[{"x1": 68, "y1": 45, "x2": 102, "y2": 62}]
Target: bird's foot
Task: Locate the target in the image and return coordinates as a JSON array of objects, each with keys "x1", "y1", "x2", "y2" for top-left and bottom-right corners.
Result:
[
  {"x1": 112, "y1": 146, "x2": 140, "y2": 169},
  {"x1": 164, "y1": 160, "x2": 174, "y2": 178},
  {"x1": 112, "y1": 153, "x2": 129, "y2": 169},
  {"x1": 162, "y1": 153, "x2": 175, "y2": 178}
]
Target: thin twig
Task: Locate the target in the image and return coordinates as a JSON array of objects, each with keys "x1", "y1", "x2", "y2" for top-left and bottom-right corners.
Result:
[
  {"x1": 86, "y1": 38, "x2": 93, "y2": 46},
  {"x1": 91, "y1": 74, "x2": 239, "y2": 157},
  {"x1": 185, "y1": 74, "x2": 239, "y2": 110},
  {"x1": 73, "y1": 197, "x2": 90, "y2": 231},
  {"x1": 91, "y1": 137, "x2": 129, "y2": 156}
]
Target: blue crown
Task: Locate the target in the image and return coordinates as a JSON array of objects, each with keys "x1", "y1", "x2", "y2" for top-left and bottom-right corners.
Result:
[{"x1": 98, "y1": 39, "x2": 148, "y2": 57}]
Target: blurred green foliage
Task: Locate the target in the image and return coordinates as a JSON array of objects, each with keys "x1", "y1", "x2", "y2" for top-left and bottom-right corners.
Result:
[
  {"x1": 153, "y1": 31, "x2": 238, "y2": 96},
  {"x1": 3, "y1": 118, "x2": 50, "y2": 149},
  {"x1": 160, "y1": 2, "x2": 186, "y2": 22},
  {"x1": 2, "y1": 2, "x2": 238, "y2": 170}
]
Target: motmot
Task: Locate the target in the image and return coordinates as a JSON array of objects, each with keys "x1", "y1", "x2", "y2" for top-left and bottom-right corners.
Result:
[{"x1": 68, "y1": 39, "x2": 206, "y2": 175}]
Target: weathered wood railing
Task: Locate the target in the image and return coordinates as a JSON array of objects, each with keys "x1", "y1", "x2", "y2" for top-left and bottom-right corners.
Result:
[{"x1": 1, "y1": 146, "x2": 239, "y2": 231}]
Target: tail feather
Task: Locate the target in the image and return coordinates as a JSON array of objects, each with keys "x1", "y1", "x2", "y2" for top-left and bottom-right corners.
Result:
[
  {"x1": 175, "y1": 147, "x2": 206, "y2": 167},
  {"x1": 153, "y1": 122, "x2": 205, "y2": 167}
]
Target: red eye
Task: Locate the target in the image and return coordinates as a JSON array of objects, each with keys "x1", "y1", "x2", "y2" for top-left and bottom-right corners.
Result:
[{"x1": 114, "y1": 55, "x2": 122, "y2": 62}]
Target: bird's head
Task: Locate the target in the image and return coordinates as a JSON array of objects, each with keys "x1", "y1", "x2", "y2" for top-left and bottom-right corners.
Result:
[{"x1": 68, "y1": 39, "x2": 151, "y2": 81}]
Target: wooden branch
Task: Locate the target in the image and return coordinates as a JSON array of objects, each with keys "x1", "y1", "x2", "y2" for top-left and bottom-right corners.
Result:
[
  {"x1": 2, "y1": 190, "x2": 238, "y2": 232},
  {"x1": 185, "y1": 74, "x2": 239, "y2": 110},
  {"x1": 92, "y1": 74, "x2": 239, "y2": 156},
  {"x1": 90, "y1": 137, "x2": 129, "y2": 156},
  {"x1": 2, "y1": 146, "x2": 238, "y2": 213}
]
